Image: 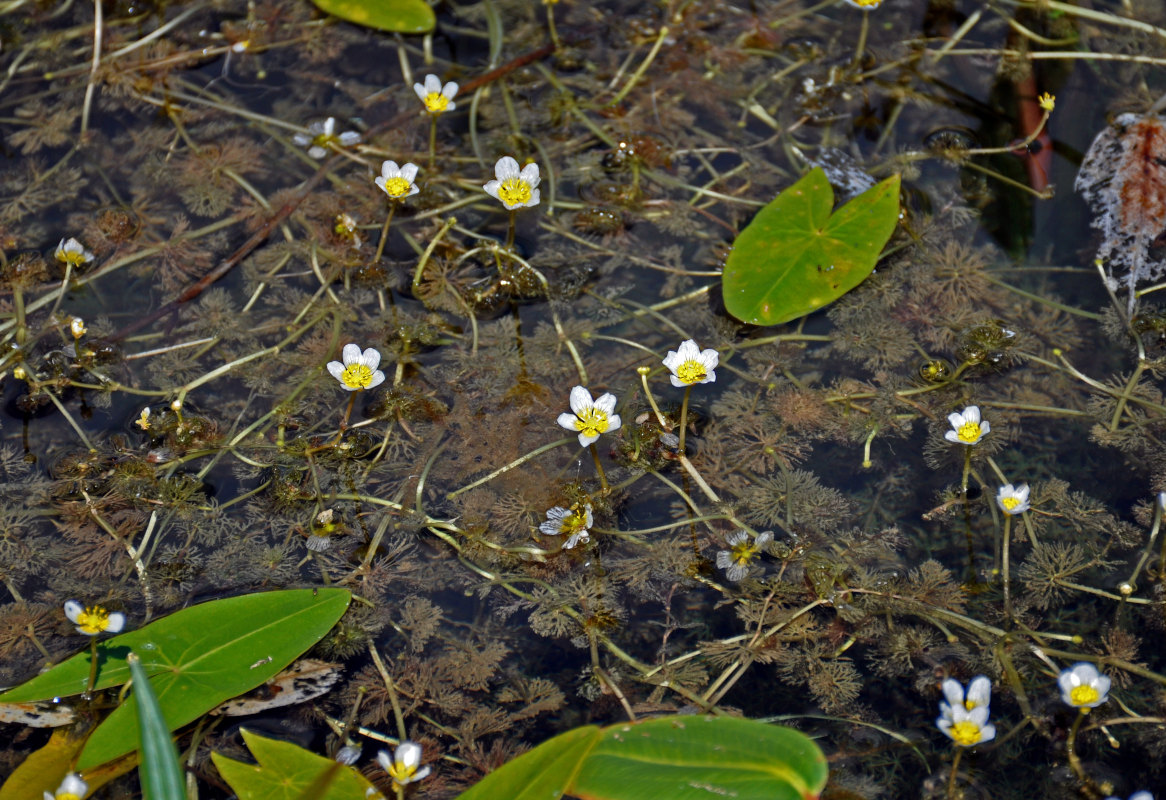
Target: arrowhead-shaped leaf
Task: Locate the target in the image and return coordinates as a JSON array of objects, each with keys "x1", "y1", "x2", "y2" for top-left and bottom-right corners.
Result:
[{"x1": 723, "y1": 167, "x2": 900, "y2": 326}]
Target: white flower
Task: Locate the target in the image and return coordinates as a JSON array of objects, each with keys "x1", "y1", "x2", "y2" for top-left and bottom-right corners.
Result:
[
  {"x1": 64, "y1": 600, "x2": 125, "y2": 636},
  {"x1": 55, "y1": 238, "x2": 94, "y2": 268},
  {"x1": 1105, "y1": 794, "x2": 1154, "y2": 800},
  {"x1": 936, "y1": 676, "x2": 996, "y2": 747},
  {"x1": 1058, "y1": 662, "x2": 1111, "y2": 708},
  {"x1": 944, "y1": 405, "x2": 990, "y2": 445},
  {"x1": 662, "y1": 339, "x2": 719, "y2": 387},
  {"x1": 326, "y1": 343, "x2": 386, "y2": 392},
  {"x1": 377, "y1": 741, "x2": 431, "y2": 787},
  {"x1": 44, "y1": 773, "x2": 88, "y2": 800},
  {"x1": 540, "y1": 504, "x2": 594, "y2": 549},
  {"x1": 484, "y1": 156, "x2": 541, "y2": 210},
  {"x1": 844, "y1": 0, "x2": 883, "y2": 8},
  {"x1": 293, "y1": 117, "x2": 362, "y2": 159},
  {"x1": 557, "y1": 385, "x2": 621, "y2": 447},
  {"x1": 715, "y1": 530, "x2": 773, "y2": 582},
  {"x1": 70, "y1": 317, "x2": 87, "y2": 339},
  {"x1": 413, "y1": 73, "x2": 459, "y2": 114},
  {"x1": 996, "y1": 484, "x2": 1030, "y2": 516},
  {"x1": 374, "y1": 161, "x2": 420, "y2": 201},
  {"x1": 135, "y1": 407, "x2": 151, "y2": 431},
  {"x1": 1159, "y1": 492, "x2": 1166, "y2": 512}
]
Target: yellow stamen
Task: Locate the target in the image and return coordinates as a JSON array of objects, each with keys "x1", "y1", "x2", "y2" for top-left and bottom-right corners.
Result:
[
  {"x1": 1070, "y1": 685, "x2": 1099, "y2": 706},
  {"x1": 948, "y1": 720, "x2": 982, "y2": 746},
  {"x1": 341, "y1": 364, "x2": 374, "y2": 390},
  {"x1": 498, "y1": 178, "x2": 532, "y2": 207},
  {"x1": 676, "y1": 360, "x2": 707, "y2": 384},
  {"x1": 574, "y1": 407, "x2": 609, "y2": 438},
  {"x1": 423, "y1": 93, "x2": 449, "y2": 113},
  {"x1": 381, "y1": 177, "x2": 411, "y2": 198}
]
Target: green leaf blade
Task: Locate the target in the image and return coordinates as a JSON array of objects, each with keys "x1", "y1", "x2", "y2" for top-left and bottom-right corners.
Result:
[
  {"x1": 128, "y1": 654, "x2": 185, "y2": 800},
  {"x1": 722, "y1": 167, "x2": 901, "y2": 327},
  {"x1": 455, "y1": 716, "x2": 827, "y2": 800},
  {"x1": 310, "y1": 0, "x2": 435, "y2": 34}
]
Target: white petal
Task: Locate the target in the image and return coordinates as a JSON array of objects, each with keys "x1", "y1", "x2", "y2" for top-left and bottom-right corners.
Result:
[
  {"x1": 703, "y1": 369, "x2": 717, "y2": 384},
  {"x1": 396, "y1": 741, "x2": 423, "y2": 770},
  {"x1": 568, "y1": 385, "x2": 593, "y2": 414},
  {"x1": 382, "y1": 160, "x2": 401, "y2": 178},
  {"x1": 293, "y1": 133, "x2": 311, "y2": 146},
  {"x1": 715, "y1": 551, "x2": 732, "y2": 569},
  {"x1": 526, "y1": 188, "x2": 541, "y2": 207},
  {"x1": 308, "y1": 146, "x2": 328, "y2": 159},
  {"x1": 342, "y1": 343, "x2": 362, "y2": 366},
  {"x1": 662, "y1": 350, "x2": 683, "y2": 372},
  {"x1": 64, "y1": 600, "x2": 83, "y2": 624},
  {"x1": 726, "y1": 530, "x2": 748, "y2": 545},
  {"x1": 593, "y1": 392, "x2": 618, "y2": 415},
  {"x1": 966, "y1": 676, "x2": 992, "y2": 708},
  {"x1": 668, "y1": 375, "x2": 686, "y2": 388},
  {"x1": 977, "y1": 723, "x2": 996, "y2": 743},
  {"x1": 582, "y1": 505, "x2": 594, "y2": 527},
  {"x1": 483, "y1": 179, "x2": 501, "y2": 200},
  {"x1": 442, "y1": 82, "x2": 459, "y2": 99},
  {"x1": 494, "y1": 156, "x2": 520, "y2": 181},
  {"x1": 361, "y1": 347, "x2": 382, "y2": 372},
  {"x1": 1094, "y1": 674, "x2": 1111, "y2": 696},
  {"x1": 557, "y1": 412, "x2": 579, "y2": 432},
  {"x1": 700, "y1": 348, "x2": 720, "y2": 370},
  {"x1": 963, "y1": 405, "x2": 981, "y2": 424},
  {"x1": 518, "y1": 162, "x2": 541, "y2": 188},
  {"x1": 607, "y1": 414, "x2": 621, "y2": 432},
  {"x1": 322, "y1": 118, "x2": 337, "y2": 135},
  {"x1": 339, "y1": 131, "x2": 362, "y2": 146},
  {"x1": 412, "y1": 766, "x2": 432, "y2": 782},
  {"x1": 941, "y1": 678, "x2": 965, "y2": 709},
  {"x1": 944, "y1": 431, "x2": 960, "y2": 444},
  {"x1": 1015, "y1": 484, "x2": 1030, "y2": 502},
  {"x1": 424, "y1": 74, "x2": 442, "y2": 95},
  {"x1": 444, "y1": 100, "x2": 457, "y2": 112},
  {"x1": 105, "y1": 612, "x2": 126, "y2": 633},
  {"x1": 367, "y1": 371, "x2": 386, "y2": 390},
  {"x1": 756, "y1": 531, "x2": 774, "y2": 546},
  {"x1": 400, "y1": 163, "x2": 419, "y2": 183},
  {"x1": 308, "y1": 121, "x2": 327, "y2": 135},
  {"x1": 676, "y1": 340, "x2": 699, "y2": 361},
  {"x1": 947, "y1": 411, "x2": 965, "y2": 429},
  {"x1": 577, "y1": 431, "x2": 599, "y2": 447},
  {"x1": 376, "y1": 750, "x2": 393, "y2": 770},
  {"x1": 979, "y1": 420, "x2": 991, "y2": 436},
  {"x1": 413, "y1": 83, "x2": 428, "y2": 102}
]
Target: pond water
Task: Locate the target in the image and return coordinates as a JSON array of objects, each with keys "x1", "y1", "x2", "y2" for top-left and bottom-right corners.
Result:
[{"x1": 2, "y1": 0, "x2": 1166, "y2": 798}]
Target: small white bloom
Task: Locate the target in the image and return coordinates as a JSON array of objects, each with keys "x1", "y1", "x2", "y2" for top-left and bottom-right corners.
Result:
[
  {"x1": 715, "y1": 530, "x2": 773, "y2": 582},
  {"x1": 662, "y1": 339, "x2": 719, "y2": 387},
  {"x1": 1158, "y1": 492, "x2": 1166, "y2": 512},
  {"x1": 996, "y1": 484, "x2": 1030, "y2": 516},
  {"x1": 326, "y1": 343, "x2": 386, "y2": 392},
  {"x1": 135, "y1": 407, "x2": 151, "y2": 431},
  {"x1": 1105, "y1": 794, "x2": 1154, "y2": 800},
  {"x1": 55, "y1": 238, "x2": 94, "y2": 268},
  {"x1": 1058, "y1": 662, "x2": 1111, "y2": 709},
  {"x1": 484, "y1": 156, "x2": 541, "y2": 210},
  {"x1": 540, "y1": 504, "x2": 594, "y2": 549},
  {"x1": 843, "y1": 0, "x2": 883, "y2": 8},
  {"x1": 413, "y1": 73, "x2": 459, "y2": 114},
  {"x1": 64, "y1": 600, "x2": 125, "y2": 636},
  {"x1": 293, "y1": 117, "x2": 361, "y2": 159},
  {"x1": 44, "y1": 773, "x2": 88, "y2": 800},
  {"x1": 936, "y1": 676, "x2": 996, "y2": 747},
  {"x1": 377, "y1": 741, "x2": 431, "y2": 787},
  {"x1": 70, "y1": 317, "x2": 87, "y2": 339},
  {"x1": 944, "y1": 405, "x2": 990, "y2": 445},
  {"x1": 334, "y1": 744, "x2": 361, "y2": 765},
  {"x1": 557, "y1": 385, "x2": 621, "y2": 447},
  {"x1": 374, "y1": 161, "x2": 420, "y2": 200}
]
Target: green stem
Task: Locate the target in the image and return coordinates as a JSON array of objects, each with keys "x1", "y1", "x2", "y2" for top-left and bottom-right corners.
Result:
[
  {"x1": 374, "y1": 203, "x2": 397, "y2": 265},
  {"x1": 678, "y1": 385, "x2": 693, "y2": 453},
  {"x1": 86, "y1": 636, "x2": 99, "y2": 697},
  {"x1": 589, "y1": 442, "x2": 610, "y2": 492},
  {"x1": 505, "y1": 210, "x2": 517, "y2": 251},
  {"x1": 945, "y1": 746, "x2": 963, "y2": 800},
  {"x1": 1002, "y1": 515, "x2": 1013, "y2": 624},
  {"x1": 428, "y1": 114, "x2": 438, "y2": 171}
]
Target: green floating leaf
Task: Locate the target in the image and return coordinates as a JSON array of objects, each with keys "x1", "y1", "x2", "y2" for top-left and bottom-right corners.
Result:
[
  {"x1": 0, "y1": 588, "x2": 351, "y2": 770},
  {"x1": 456, "y1": 715, "x2": 829, "y2": 800},
  {"x1": 722, "y1": 167, "x2": 901, "y2": 327},
  {"x1": 128, "y1": 653, "x2": 185, "y2": 800},
  {"x1": 212, "y1": 729, "x2": 385, "y2": 800},
  {"x1": 310, "y1": 0, "x2": 435, "y2": 34}
]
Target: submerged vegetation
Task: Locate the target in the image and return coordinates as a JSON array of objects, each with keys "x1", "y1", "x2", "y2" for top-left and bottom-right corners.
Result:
[{"x1": 1, "y1": 0, "x2": 1166, "y2": 798}]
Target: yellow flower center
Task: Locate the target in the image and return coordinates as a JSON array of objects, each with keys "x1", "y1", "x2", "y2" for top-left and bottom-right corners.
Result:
[
  {"x1": 730, "y1": 541, "x2": 759, "y2": 567},
  {"x1": 381, "y1": 176, "x2": 412, "y2": 198},
  {"x1": 956, "y1": 421, "x2": 982, "y2": 443},
  {"x1": 340, "y1": 363, "x2": 374, "y2": 390},
  {"x1": 574, "y1": 407, "x2": 610, "y2": 438},
  {"x1": 1001, "y1": 497, "x2": 1021, "y2": 512},
  {"x1": 76, "y1": 605, "x2": 114, "y2": 635},
  {"x1": 851, "y1": 0, "x2": 882, "y2": 6},
  {"x1": 423, "y1": 92, "x2": 449, "y2": 113},
  {"x1": 57, "y1": 250, "x2": 87, "y2": 268},
  {"x1": 1070, "y1": 685, "x2": 1100, "y2": 706},
  {"x1": 675, "y1": 359, "x2": 707, "y2": 384},
  {"x1": 561, "y1": 512, "x2": 587, "y2": 535},
  {"x1": 948, "y1": 720, "x2": 983, "y2": 746},
  {"x1": 311, "y1": 133, "x2": 336, "y2": 150},
  {"x1": 498, "y1": 177, "x2": 532, "y2": 207},
  {"x1": 390, "y1": 764, "x2": 418, "y2": 785},
  {"x1": 58, "y1": 793, "x2": 82, "y2": 800}
]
